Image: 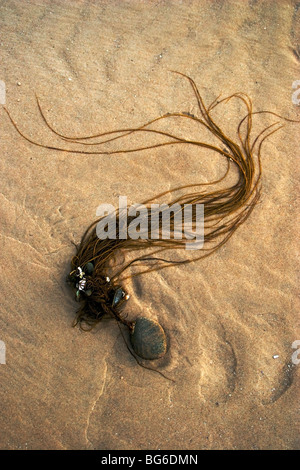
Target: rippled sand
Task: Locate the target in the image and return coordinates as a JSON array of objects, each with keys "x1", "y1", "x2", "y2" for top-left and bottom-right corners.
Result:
[{"x1": 0, "y1": 0, "x2": 299, "y2": 450}]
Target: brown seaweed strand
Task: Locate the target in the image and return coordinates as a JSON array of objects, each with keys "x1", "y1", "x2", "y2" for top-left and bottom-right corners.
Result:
[{"x1": 4, "y1": 73, "x2": 296, "y2": 332}]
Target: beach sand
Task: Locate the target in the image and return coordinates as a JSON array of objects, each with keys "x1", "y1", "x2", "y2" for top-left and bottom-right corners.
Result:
[{"x1": 0, "y1": 0, "x2": 299, "y2": 450}]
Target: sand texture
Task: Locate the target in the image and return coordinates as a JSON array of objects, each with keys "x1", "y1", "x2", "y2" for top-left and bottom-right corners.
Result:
[{"x1": 0, "y1": 0, "x2": 299, "y2": 450}]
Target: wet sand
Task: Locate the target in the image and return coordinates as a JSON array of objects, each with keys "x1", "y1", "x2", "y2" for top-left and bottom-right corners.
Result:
[{"x1": 0, "y1": 0, "x2": 299, "y2": 450}]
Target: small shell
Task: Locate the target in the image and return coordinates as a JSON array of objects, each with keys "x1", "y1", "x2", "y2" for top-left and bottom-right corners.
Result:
[
  {"x1": 75, "y1": 290, "x2": 81, "y2": 302},
  {"x1": 112, "y1": 287, "x2": 125, "y2": 307},
  {"x1": 84, "y1": 262, "x2": 94, "y2": 275},
  {"x1": 130, "y1": 317, "x2": 167, "y2": 360},
  {"x1": 76, "y1": 278, "x2": 87, "y2": 291},
  {"x1": 76, "y1": 267, "x2": 84, "y2": 279}
]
